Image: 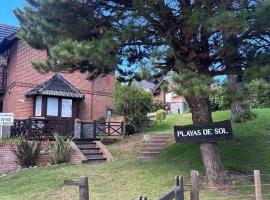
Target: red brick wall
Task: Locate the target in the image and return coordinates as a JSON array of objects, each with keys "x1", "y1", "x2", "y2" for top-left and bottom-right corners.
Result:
[
  {"x1": 0, "y1": 141, "x2": 85, "y2": 174},
  {"x1": 3, "y1": 40, "x2": 115, "y2": 121}
]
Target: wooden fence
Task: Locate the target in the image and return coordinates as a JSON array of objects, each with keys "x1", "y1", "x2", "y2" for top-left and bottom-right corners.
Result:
[
  {"x1": 11, "y1": 119, "x2": 124, "y2": 140},
  {"x1": 11, "y1": 118, "x2": 73, "y2": 139},
  {"x1": 64, "y1": 170, "x2": 268, "y2": 200},
  {"x1": 81, "y1": 121, "x2": 124, "y2": 140}
]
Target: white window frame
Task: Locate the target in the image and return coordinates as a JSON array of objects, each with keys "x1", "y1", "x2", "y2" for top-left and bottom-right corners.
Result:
[
  {"x1": 35, "y1": 96, "x2": 42, "y2": 117},
  {"x1": 46, "y1": 97, "x2": 59, "y2": 116},
  {"x1": 61, "y1": 99, "x2": 73, "y2": 118}
]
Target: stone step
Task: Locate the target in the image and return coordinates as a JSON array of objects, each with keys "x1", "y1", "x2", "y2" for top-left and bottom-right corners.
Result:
[
  {"x1": 75, "y1": 139, "x2": 95, "y2": 143},
  {"x1": 151, "y1": 136, "x2": 170, "y2": 140},
  {"x1": 152, "y1": 133, "x2": 171, "y2": 136},
  {"x1": 85, "y1": 153, "x2": 104, "y2": 160},
  {"x1": 77, "y1": 143, "x2": 97, "y2": 148},
  {"x1": 140, "y1": 152, "x2": 160, "y2": 157},
  {"x1": 150, "y1": 139, "x2": 169, "y2": 143},
  {"x1": 84, "y1": 158, "x2": 107, "y2": 164},
  {"x1": 141, "y1": 147, "x2": 163, "y2": 152},
  {"x1": 147, "y1": 142, "x2": 167, "y2": 147},
  {"x1": 88, "y1": 158, "x2": 107, "y2": 163},
  {"x1": 81, "y1": 148, "x2": 100, "y2": 154}
]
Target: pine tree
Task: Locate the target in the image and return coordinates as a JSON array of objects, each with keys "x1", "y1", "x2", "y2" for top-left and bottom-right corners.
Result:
[{"x1": 15, "y1": 0, "x2": 270, "y2": 186}]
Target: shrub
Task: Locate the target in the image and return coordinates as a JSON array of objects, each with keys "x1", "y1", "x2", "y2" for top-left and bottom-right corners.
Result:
[
  {"x1": 151, "y1": 100, "x2": 164, "y2": 112},
  {"x1": 113, "y1": 82, "x2": 153, "y2": 135},
  {"x1": 209, "y1": 85, "x2": 229, "y2": 111},
  {"x1": 184, "y1": 102, "x2": 190, "y2": 113},
  {"x1": 11, "y1": 138, "x2": 41, "y2": 168},
  {"x1": 245, "y1": 79, "x2": 270, "y2": 108},
  {"x1": 49, "y1": 133, "x2": 72, "y2": 164},
  {"x1": 231, "y1": 110, "x2": 257, "y2": 123},
  {"x1": 155, "y1": 109, "x2": 166, "y2": 122}
]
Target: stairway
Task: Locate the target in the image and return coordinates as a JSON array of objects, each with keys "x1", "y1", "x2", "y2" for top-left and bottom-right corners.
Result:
[
  {"x1": 75, "y1": 140, "x2": 107, "y2": 164},
  {"x1": 139, "y1": 133, "x2": 171, "y2": 158}
]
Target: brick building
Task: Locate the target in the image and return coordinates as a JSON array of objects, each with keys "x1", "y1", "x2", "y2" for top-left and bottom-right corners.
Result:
[
  {"x1": 134, "y1": 76, "x2": 187, "y2": 114},
  {"x1": 0, "y1": 24, "x2": 115, "y2": 124}
]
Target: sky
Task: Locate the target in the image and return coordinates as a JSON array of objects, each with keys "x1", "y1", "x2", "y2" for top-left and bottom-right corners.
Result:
[{"x1": 0, "y1": 0, "x2": 25, "y2": 26}]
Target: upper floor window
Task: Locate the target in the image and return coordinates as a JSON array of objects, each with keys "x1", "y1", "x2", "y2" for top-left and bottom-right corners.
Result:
[
  {"x1": 35, "y1": 96, "x2": 42, "y2": 116},
  {"x1": 47, "y1": 97, "x2": 58, "y2": 116},
  {"x1": 61, "y1": 99, "x2": 72, "y2": 117}
]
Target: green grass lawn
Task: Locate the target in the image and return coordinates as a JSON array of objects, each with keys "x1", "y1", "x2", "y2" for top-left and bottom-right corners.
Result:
[{"x1": 0, "y1": 109, "x2": 270, "y2": 199}]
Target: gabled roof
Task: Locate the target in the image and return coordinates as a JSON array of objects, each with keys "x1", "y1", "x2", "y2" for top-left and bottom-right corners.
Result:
[
  {"x1": 152, "y1": 73, "x2": 175, "y2": 93},
  {"x1": 26, "y1": 74, "x2": 85, "y2": 99},
  {"x1": 132, "y1": 80, "x2": 156, "y2": 90},
  {"x1": 0, "y1": 24, "x2": 19, "y2": 43}
]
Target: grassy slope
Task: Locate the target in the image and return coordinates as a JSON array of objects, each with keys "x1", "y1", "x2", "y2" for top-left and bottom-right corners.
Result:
[{"x1": 0, "y1": 109, "x2": 269, "y2": 200}]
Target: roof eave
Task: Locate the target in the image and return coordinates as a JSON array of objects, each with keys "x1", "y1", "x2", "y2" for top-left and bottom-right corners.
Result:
[{"x1": 0, "y1": 34, "x2": 18, "y2": 53}]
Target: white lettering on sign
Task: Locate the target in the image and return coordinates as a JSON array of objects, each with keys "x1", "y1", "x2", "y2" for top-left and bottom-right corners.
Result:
[
  {"x1": 0, "y1": 113, "x2": 14, "y2": 126},
  {"x1": 214, "y1": 128, "x2": 229, "y2": 134},
  {"x1": 174, "y1": 120, "x2": 233, "y2": 143}
]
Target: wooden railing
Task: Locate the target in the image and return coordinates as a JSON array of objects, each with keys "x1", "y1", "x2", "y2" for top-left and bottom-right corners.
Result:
[
  {"x1": 94, "y1": 121, "x2": 124, "y2": 137},
  {"x1": 11, "y1": 118, "x2": 73, "y2": 139},
  {"x1": 81, "y1": 121, "x2": 124, "y2": 140}
]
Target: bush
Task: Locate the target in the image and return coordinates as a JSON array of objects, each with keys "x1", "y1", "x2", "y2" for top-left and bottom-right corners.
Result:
[
  {"x1": 151, "y1": 100, "x2": 164, "y2": 112},
  {"x1": 155, "y1": 109, "x2": 166, "y2": 122},
  {"x1": 231, "y1": 110, "x2": 257, "y2": 123},
  {"x1": 49, "y1": 133, "x2": 72, "y2": 164},
  {"x1": 113, "y1": 82, "x2": 153, "y2": 135},
  {"x1": 245, "y1": 79, "x2": 270, "y2": 108},
  {"x1": 11, "y1": 138, "x2": 41, "y2": 168},
  {"x1": 184, "y1": 102, "x2": 190, "y2": 113},
  {"x1": 209, "y1": 85, "x2": 229, "y2": 111}
]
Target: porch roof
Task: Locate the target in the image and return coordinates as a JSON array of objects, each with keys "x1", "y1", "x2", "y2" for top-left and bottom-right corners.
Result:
[{"x1": 26, "y1": 74, "x2": 85, "y2": 99}]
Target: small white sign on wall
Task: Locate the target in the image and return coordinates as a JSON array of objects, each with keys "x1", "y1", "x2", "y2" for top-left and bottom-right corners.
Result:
[
  {"x1": 0, "y1": 113, "x2": 14, "y2": 139},
  {"x1": 0, "y1": 113, "x2": 14, "y2": 126}
]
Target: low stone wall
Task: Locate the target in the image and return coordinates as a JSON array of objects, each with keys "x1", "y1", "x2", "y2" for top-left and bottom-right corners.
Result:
[
  {"x1": 0, "y1": 141, "x2": 85, "y2": 174},
  {"x1": 81, "y1": 122, "x2": 95, "y2": 139}
]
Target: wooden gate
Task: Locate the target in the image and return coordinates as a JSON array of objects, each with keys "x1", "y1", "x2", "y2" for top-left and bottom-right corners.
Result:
[{"x1": 81, "y1": 121, "x2": 124, "y2": 140}]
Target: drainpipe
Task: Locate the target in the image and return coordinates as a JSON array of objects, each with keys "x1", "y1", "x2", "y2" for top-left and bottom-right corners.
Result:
[{"x1": 91, "y1": 79, "x2": 94, "y2": 121}]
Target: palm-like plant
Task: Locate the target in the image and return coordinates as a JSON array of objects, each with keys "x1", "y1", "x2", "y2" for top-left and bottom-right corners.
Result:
[
  {"x1": 49, "y1": 133, "x2": 72, "y2": 164},
  {"x1": 11, "y1": 138, "x2": 41, "y2": 168}
]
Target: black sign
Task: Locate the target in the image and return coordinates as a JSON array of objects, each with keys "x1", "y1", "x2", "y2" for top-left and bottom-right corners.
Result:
[{"x1": 174, "y1": 120, "x2": 233, "y2": 143}]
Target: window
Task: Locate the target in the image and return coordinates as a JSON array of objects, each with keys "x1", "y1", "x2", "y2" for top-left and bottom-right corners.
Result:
[
  {"x1": 47, "y1": 97, "x2": 58, "y2": 116},
  {"x1": 35, "y1": 96, "x2": 42, "y2": 116},
  {"x1": 61, "y1": 99, "x2": 72, "y2": 117}
]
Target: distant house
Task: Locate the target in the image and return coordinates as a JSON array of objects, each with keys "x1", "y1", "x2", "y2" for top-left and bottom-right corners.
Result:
[
  {"x1": 0, "y1": 24, "x2": 115, "y2": 135},
  {"x1": 133, "y1": 76, "x2": 187, "y2": 114}
]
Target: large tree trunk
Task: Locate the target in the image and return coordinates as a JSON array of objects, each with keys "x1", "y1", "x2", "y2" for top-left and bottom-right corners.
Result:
[
  {"x1": 227, "y1": 75, "x2": 250, "y2": 118},
  {"x1": 185, "y1": 94, "x2": 229, "y2": 187}
]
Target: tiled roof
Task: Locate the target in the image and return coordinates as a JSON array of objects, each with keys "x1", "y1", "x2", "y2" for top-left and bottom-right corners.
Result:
[
  {"x1": 133, "y1": 80, "x2": 156, "y2": 90},
  {"x1": 26, "y1": 74, "x2": 85, "y2": 99},
  {"x1": 0, "y1": 24, "x2": 19, "y2": 43}
]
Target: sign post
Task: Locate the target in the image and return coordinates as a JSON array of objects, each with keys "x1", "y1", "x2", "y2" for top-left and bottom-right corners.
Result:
[
  {"x1": 174, "y1": 120, "x2": 233, "y2": 143},
  {"x1": 0, "y1": 113, "x2": 14, "y2": 139}
]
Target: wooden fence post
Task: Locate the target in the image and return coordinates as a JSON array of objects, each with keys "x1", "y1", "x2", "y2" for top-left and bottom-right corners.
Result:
[
  {"x1": 254, "y1": 170, "x2": 262, "y2": 200},
  {"x1": 138, "y1": 196, "x2": 147, "y2": 200},
  {"x1": 175, "y1": 175, "x2": 184, "y2": 200},
  {"x1": 190, "y1": 170, "x2": 199, "y2": 200},
  {"x1": 64, "y1": 176, "x2": 89, "y2": 200},
  {"x1": 108, "y1": 121, "x2": 111, "y2": 136},
  {"x1": 93, "y1": 120, "x2": 96, "y2": 140}
]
